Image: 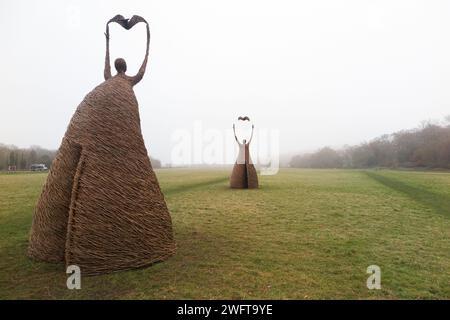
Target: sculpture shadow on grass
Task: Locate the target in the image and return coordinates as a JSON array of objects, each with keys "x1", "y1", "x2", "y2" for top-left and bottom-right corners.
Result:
[{"x1": 162, "y1": 176, "x2": 229, "y2": 196}]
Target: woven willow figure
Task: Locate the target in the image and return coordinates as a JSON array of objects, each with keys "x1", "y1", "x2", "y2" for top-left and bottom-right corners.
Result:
[
  {"x1": 230, "y1": 121, "x2": 259, "y2": 189},
  {"x1": 28, "y1": 15, "x2": 176, "y2": 275}
]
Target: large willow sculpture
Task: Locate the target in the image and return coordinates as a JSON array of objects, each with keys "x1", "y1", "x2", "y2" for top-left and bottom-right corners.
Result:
[{"x1": 28, "y1": 15, "x2": 176, "y2": 275}]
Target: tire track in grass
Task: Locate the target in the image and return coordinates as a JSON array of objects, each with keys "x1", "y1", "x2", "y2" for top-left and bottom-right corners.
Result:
[
  {"x1": 365, "y1": 171, "x2": 450, "y2": 218},
  {"x1": 162, "y1": 176, "x2": 229, "y2": 196}
]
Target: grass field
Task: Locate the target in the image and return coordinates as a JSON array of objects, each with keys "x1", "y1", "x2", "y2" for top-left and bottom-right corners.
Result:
[{"x1": 0, "y1": 169, "x2": 449, "y2": 299}]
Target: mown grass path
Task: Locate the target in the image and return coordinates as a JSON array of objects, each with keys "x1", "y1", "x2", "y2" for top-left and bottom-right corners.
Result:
[{"x1": 366, "y1": 171, "x2": 450, "y2": 218}]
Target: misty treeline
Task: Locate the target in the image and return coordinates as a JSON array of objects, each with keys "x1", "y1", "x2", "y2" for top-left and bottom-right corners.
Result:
[
  {"x1": 0, "y1": 144, "x2": 162, "y2": 170},
  {"x1": 290, "y1": 118, "x2": 450, "y2": 169},
  {"x1": 0, "y1": 144, "x2": 56, "y2": 170}
]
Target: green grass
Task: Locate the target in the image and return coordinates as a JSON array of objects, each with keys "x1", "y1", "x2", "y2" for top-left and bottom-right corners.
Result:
[{"x1": 0, "y1": 169, "x2": 449, "y2": 299}]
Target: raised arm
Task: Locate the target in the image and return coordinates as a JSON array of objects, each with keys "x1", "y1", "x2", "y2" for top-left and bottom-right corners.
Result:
[
  {"x1": 248, "y1": 125, "x2": 254, "y2": 144},
  {"x1": 104, "y1": 15, "x2": 128, "y2": 80},
  {"x1": 104, "y1": 22, "x2": 112, "y2": 80},
  {"x1": 130, "y1": 18, "x2": 150, "y2": 86},
  {"x1": 233, "y1": 124, "x2": 240, "y2": 144}
]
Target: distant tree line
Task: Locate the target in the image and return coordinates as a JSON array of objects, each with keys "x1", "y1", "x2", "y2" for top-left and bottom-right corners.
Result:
[
  {"x1": 151, "y1": 158, "x2": 162, "y2": 169},
  {"x1": 0, "y1": 144, "x2": 56, "y2": 171},
  {"x1": 0, "y1": 144, "x2": 162, "y2": 170},
  {"x1": 290, "y1": 118, "x2": 450, "y2": 169}
]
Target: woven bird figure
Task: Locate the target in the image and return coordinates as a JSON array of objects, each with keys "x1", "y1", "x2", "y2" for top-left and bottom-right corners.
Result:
[{"x1": 28, "y1": 15, "x2": 176, "y2": 275}]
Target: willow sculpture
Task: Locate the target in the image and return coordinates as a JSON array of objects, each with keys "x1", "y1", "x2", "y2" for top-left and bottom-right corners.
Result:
[
  {"x1": 28, "y1": 15, "x2": 176, "y2": 275},
  {"x1": 230, "y1": 118, "x2": 259, "y2": 189}
]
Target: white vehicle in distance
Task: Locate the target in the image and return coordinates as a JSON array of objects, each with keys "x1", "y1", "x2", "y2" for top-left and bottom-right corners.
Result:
[{"x1": 30, "y1": 164, "x2": 48, "y2": 171}]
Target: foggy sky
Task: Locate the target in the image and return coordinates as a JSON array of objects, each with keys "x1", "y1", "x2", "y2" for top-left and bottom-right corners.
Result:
[{"x1": 1, "y1": 0, "x2": 450, "y2": 164}]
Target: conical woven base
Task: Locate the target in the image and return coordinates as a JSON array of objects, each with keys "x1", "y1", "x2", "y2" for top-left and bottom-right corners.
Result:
[
  {"x1": 230, "y1": 144, "x2": 259, "y2": 189},
  {"x1": 230, "y1": 163, "x2": 259, "y2": 189},
  {"x1": 28, "y1": 75, "x2": 176, "y2": 275}
]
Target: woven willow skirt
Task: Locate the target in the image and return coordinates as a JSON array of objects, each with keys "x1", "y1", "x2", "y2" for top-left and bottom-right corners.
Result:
[
  {"x1": 28, "y1": 75, "x2": 176, "y2": 275},
  {"x1": 230, "y1": 163, "x2": 259, "y2": 189}
]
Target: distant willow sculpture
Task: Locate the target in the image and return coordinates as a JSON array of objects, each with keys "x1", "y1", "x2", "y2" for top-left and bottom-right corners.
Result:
[
  {"x1": 28, "y1": 15, "x2": 176, "y2": 275},
  {"x1": 230, "y1": 118, "x2": 259, "y2": 189}
]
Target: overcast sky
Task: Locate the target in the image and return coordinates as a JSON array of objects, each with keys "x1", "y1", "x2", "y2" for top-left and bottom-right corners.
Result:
[{"x1": 1, "y1": 0, "x2": 450, "y2": 164}]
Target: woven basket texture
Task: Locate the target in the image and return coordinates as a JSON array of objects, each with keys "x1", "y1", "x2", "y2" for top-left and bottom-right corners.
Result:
[{"x1": 28, "y1": 15, "x2": 176, "y2": 275}]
